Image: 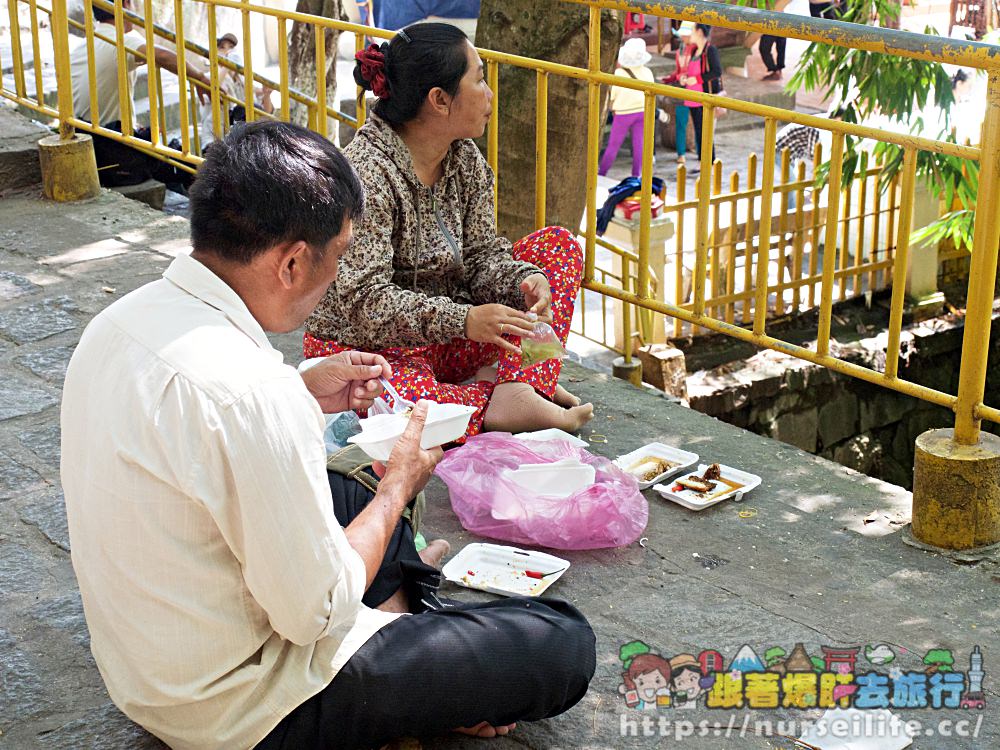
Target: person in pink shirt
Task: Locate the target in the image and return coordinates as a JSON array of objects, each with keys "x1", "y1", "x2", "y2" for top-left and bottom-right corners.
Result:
[
  {"x1": 660, "y1": 21, "x2": 695, "y2": 165},
  {"x1": 676, "y1": 23, "x2": 721, "y2": 170}
]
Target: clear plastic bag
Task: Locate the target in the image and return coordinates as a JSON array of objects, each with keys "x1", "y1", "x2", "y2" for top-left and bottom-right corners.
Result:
[
  {"x1": 434, "y1": 433, "x2": 648, "y2": 550},
  {"x1": 520, "y1": 321, "x2": 568, "y2": 369}
]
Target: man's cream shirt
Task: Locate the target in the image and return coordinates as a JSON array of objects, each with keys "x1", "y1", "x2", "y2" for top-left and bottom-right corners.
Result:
[
  {"x1": 69, "y1": 23, "x2": 145, "y2": 126},
  {"x1": 61, "y1": 253, "x2": 399, "y2": 749}
]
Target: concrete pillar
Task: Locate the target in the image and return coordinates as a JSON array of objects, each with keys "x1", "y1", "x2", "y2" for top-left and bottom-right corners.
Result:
[
  {"x1": 37, "y1": 133, "x2": 101, "y2": 202},
  {"x1": 912, "y1": 428, "x2": 1000, "y2": 550},
  {"x1": 905, "y1": 181, "x2": 945, "y2": 321}
]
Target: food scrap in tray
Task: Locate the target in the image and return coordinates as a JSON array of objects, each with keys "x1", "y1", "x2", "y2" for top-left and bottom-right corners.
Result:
[
  {"x1": 673, "y1": 463, "x2": 743, "y2": 500},
  {"x1": 458, "y1": 566, "x2": 549, "y2": 595},
  {"x1": 626, "y1": 455, "x2": 679, "y2": 482}
]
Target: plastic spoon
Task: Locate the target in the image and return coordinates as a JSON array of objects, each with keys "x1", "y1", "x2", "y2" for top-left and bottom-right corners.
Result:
[{"x1": 378, "y1": 376, "x2": 413, "y2": 414}]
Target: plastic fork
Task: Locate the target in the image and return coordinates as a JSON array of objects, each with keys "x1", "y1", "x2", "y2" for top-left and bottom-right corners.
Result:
[{"x1": 378, "y1": 376, "x2": 413, "y2": 414}]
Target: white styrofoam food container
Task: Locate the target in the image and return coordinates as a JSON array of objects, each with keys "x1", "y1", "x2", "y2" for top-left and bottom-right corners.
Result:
[
  {"x1": 504, "y1": 458, "x2": 596, "y2": 498},
  {"x1": 514, "y1": 428, "x2": 589, "y2": 448},
  {"x1": 614, "y1": 442, "x2": 699, "y2": 490},
  {"x1": 347, "y1": 402, "x2": 476, "y2": 461},
  {"x1": 442, "y1": 543, "x2": 570, "y2": 597},
  {"x1": 653, "y1": 463, "x2": 762, "y2": 511}
]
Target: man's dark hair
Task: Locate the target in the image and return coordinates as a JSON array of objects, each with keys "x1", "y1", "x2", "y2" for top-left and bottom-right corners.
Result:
[
  {"x1": 356, "y1": 23, "x2": 470, "y2": 127},
  {"x1": 189, "y1": 121, "x2": 364, "y2": 263},
  {"x1": 695, "y1": 23, "x2": 712, "y2": 37},
  {"x1": 93, "y1": 5, "x2": 115, "y2": 23}
]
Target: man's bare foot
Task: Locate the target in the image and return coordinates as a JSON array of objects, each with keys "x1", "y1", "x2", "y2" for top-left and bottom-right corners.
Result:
[
  {"x1": 484, "y1": 381, "x2": 594, "y2": 433},
  {"x1": 455, "y1": 721, "x2": 517, "y2": 738},
  {"x1": 418, "y1": 538, "x2": 450, "y2": 569},
  {"x1": 553, "y1": 384, "x2": 581, "y2": 408}
]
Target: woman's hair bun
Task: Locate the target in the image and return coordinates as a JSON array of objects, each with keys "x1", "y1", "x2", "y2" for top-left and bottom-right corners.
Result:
[{"x1": 353, "y1": 42, "x2": 391, "y2": 98}]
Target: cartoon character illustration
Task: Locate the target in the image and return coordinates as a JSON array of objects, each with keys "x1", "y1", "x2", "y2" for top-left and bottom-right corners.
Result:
[
  {"x1": 670, "y1": 653, "x2": 714, "y2": 708},
  {"x1": 620, "y1": 652, "x2": 674, "y2": 709},
  {"x1": 865, "y1": 644, "x2": 896, "y2": 666}
]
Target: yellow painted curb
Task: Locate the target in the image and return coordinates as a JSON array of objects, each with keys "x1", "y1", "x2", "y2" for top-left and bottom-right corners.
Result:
[
  {"x1": 912, "y1": 427, "x2": 1000, "y2": 550},
  {"x1": 38, "y1": 134, "x2": 101, "y2": 202}
]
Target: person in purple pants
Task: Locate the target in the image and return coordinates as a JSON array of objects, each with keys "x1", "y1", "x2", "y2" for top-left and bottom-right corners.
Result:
[{"x1": 599, "y1": 38, "x2": 664, "y2": 176}]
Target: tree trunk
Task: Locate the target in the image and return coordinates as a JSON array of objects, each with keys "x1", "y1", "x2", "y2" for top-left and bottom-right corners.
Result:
[
  {"x1": 288, "y1": 0, "x2": 344, "y2": 129},
  {"x1": 476, "y1": 0, "x2": 621, "y2": 241}
]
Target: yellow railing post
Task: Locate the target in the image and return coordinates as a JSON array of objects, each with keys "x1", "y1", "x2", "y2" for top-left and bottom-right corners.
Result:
[
  {"x1": 884, "y1": 147, "x2": 918, "y2": 381},
  {"x1": 816, "y1": 132, "x2": 844, "y2": 357},
  {"x1": 50, "y1": 0, "x2": 74, "y2": 139},
  {"x1": 38, "y1": 0, "x2": 100, "y2": 201},
  {"x1": 7, "y1": 0, "x2": 26, "y2": 98},
  {"x1": 692, "y1": 105, "x2": 715, "y2": 318},
  {"x1": 954, "y1": 70, "x2": 1000, "y2": 445},
  {"x1": 315, "y1": 24, "x2": 327, "y2": 137},
  {"x1": 535, "y1": 69, "x2": 548, "y2": 229},
  {"x1": 209, "y1": 6, "x2": 222, "y2": 138},
  {"x1": 584, "y1": 5, "x2": 601, "y2": 284},
  {"x1": 637, "y1": 92, "x2": 655, "y2": 301},
  {"x1": 241, "y1": 3, "x2": 253, "y2": 124},
  {"x1": 753, "y1": 117, "x2": 777, "y2": 335},
  {"x1": 354, "y1": 31, "x2": 366, "y2": 127},
  {"x1": 172, "y1": 0, "x2": 190, "y2": 151}
]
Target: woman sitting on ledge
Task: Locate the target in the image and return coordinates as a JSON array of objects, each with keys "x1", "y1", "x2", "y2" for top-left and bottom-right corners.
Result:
[{"x1": 304, "y1": 23, "x2": 593, "y2": 438}]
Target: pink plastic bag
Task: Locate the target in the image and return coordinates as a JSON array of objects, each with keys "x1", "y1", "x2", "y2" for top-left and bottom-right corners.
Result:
[{"x1": 434, "y1": 433, "x2": 648, "y2": 550}]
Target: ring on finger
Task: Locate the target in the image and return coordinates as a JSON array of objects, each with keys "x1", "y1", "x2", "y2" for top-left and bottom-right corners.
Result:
[{"x1": 500, "y1": 323, "x2": 506, "y2": 336}]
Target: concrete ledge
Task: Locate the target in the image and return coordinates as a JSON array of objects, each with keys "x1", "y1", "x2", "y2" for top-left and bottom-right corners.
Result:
[{"x1": 0, "y1": 107, "x2": 50, "y2": 192}]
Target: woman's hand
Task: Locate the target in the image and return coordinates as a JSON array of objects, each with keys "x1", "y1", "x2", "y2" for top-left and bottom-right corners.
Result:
[
  {"x1": 300, "y1": 351, "x2": 392, "y2": 413},
  {"x1": 520, "y1": 273, "x2": 553, "y2": 324},
  {"x1": 465, "y1": 304, "x2": 536, "y2": 356}
]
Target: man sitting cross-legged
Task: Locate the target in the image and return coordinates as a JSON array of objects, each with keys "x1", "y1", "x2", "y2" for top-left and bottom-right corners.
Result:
[{"x1": 61, "y1": 120, "x2": 596, "y2": 750}]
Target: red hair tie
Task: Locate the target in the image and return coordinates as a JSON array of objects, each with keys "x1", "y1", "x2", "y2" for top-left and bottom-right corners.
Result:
[{"x1": 355, "y1": 44, "x2": 391, "y2": 99}]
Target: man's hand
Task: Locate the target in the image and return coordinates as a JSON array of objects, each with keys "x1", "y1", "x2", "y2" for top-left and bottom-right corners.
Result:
[
  {"x1": 300, "y1": 351, "x2": 391, "y2": 413},
  {"x1": 520, "y1": 273, "x2": 552, "y2": 324},
  {"x1": 195, "y1": 73, "x2": 210, "y2": 105},
  {"x1": 465, "y1": 304, "x2": 536, "y2": 356},
  {"x1": 376, "y1": 401, "x2": 443, "y2": 500}
]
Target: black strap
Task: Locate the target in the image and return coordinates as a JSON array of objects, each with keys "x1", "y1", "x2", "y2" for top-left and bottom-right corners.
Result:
[{"x1": 622, "y1": 67, "x2": 639, "y2": 79}]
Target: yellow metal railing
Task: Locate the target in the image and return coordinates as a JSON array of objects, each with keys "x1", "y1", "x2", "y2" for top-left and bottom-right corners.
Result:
[
  {"x1": 663, "y1": 146, "x2": 901, "y2": 337},
  {"x1": 561, "y1": 0, "x2": 1000, "y2": 448},
  {"x1": 4, "y1": 0, "x2": 1000, "y2": 446}
]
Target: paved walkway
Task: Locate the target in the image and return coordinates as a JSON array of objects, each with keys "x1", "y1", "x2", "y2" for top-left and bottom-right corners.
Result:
[{"x1": 1, "y1": 186, "x2": 997, "y2": 749}]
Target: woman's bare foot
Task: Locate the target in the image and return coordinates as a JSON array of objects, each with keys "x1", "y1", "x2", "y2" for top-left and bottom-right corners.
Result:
[
  {"x1": 454, "y1": 721, "x2": 516, "y2": 738},
  {"x1": 418, "y1": 538, "x2": 450, "y2": 569},
  {"x1": 484, "y1": 382, "x2": 594, "y2": 434},
  {"x1": 553, "y1": 384, "x2": 581, "y2": 408}
]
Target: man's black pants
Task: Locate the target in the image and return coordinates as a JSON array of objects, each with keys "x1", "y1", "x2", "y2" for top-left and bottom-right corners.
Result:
[
  {"x1": 760, "y1": 35, "x2": 786, "y2": 72},
  {"x1": 255, "y1": 470, "x2": 597, "y2": 750},
  {"x1": 90, "y1": 121, "x2": 196, "y2": 190},
  {"x1": 690, "y1": 106, "x2": 717, "y2": 162}
]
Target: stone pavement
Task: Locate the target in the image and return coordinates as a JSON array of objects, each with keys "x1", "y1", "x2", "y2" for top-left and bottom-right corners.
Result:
[{"x1": 1, "y1": 186, "x2": 997, "y2": 750}]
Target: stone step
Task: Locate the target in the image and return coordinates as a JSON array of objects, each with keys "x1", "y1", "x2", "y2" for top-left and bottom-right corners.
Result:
[
  {"x1": 0, "y1": 105, "x2": 49, "y2": 191},
  {"x1": 109, "y1": 178, "x2": 166, "y2": 210}
]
